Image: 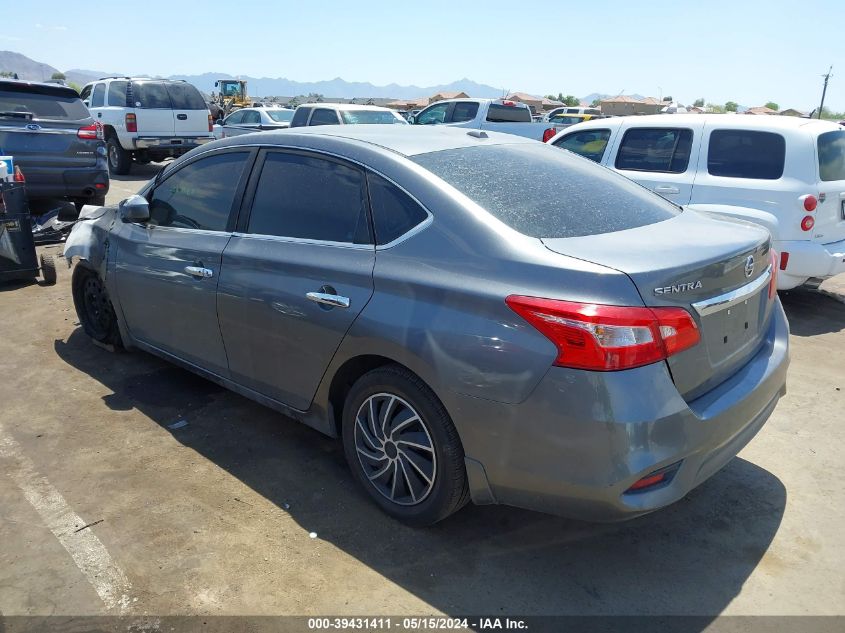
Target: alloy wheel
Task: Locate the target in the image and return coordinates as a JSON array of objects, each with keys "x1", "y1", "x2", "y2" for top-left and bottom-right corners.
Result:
[{"x1": 354, "y1": 393, "x2": 436, "y2": 506}]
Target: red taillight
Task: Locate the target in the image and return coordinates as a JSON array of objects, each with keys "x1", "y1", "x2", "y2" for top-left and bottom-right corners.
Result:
[
  {"x1": 95, "y1": 182, "x2": 106, "y2": 190},
  {"x1": 208, "y1": 113, "x2": 213, "y2": 132},
  {"x1": 802, "y1": 195, "x2": 817, "y2": 212},
  {"x1": 542, "y1": 128, "x2": 557, "y2": 143},
  {"x1": 125, "y1": 113, "x2": 137, "y2": 133},
  {"x1": 501, "y1": 100, "x2": 516, "y2": 107},
  {"x1": 77, "y1": 123, "x2": 99, "y2": 139},
  {"x1": 627, "y1": 472, "x2": 667, "y2": 491},
  {"x1": 13, "y1": 165, "x2": 24, "y2": 182},
  {"x1": 800, "y1": 215, "x2": 815, "y2": 232},
  {"x1": 505, "y1": 297, "x2": 700, "y2": 371},
  {"x1": 769, "y1": 249, "x2": 779, "y2": 299}
]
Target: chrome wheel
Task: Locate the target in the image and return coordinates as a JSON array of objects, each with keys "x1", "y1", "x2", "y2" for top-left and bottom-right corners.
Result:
[
  {"x1": 354, "y1": 393, "x2": 436, "y2": 506},
  {"x1": 108, "y1": 143, "x2": 119, "y2": 168}
]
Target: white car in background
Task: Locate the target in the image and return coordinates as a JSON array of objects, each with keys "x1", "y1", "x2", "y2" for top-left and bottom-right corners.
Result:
[
  {"x1": 289, "y1": 103, "x2": 407, "y2": 127},
  {"x1": 213, "y1": 106, "x2": 294, "y2": 139},
  {"x1": 80, "y1": 77, "x2": 214, "y2": 174},
  {"x1": 549, "y1": 114, "x2": 845, "y2": 290},
  {"x1": 410, "y1": 98, "x2": 561, "y2": 141}
]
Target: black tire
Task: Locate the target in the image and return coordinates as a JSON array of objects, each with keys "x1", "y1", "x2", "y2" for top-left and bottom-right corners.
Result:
[
  {"x1": 39, "y1": 254, "x2": 57, "y2": 286},
  {"x1": 342, "y1": 365, "x2": 469, "y2": 526},
  {"x1": 107, "y1": 136, "x2": 131, "y2": 175},
  {"x1": 71, "y1": 266, "x2": 123, "y2": 348}
]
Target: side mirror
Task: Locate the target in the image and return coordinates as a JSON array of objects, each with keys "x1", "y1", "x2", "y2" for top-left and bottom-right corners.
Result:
[
  {"x1": 215, "y1": 118, "x2": 223, "y2": 125},
  {"x1": 118, "y1": 195, "x2": 150, "y2": 223}
]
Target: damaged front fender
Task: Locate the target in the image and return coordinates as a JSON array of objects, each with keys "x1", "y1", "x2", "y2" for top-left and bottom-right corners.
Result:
[{"x1": 63, "y1": 204, "x2": 117, "y2": 273}]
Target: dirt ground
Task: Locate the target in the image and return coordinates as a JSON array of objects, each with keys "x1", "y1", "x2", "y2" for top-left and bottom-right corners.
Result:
[{"x1": 1, "y1": 165, "x2": 844, "y2": 623}]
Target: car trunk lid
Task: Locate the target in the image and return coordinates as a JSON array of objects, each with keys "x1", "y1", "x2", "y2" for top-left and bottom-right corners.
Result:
[{"x1": 542, "y1": 211, "x2": 774, "y2": 400}]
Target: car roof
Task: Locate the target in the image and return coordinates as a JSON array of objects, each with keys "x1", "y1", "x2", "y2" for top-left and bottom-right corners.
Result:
[
  {"x1": 570, "y1": 113, "x2": 842, "y2": 132},
  {"x1": 296, "y1": 103, "x2": 395, "y2": 111},
  {"x1": 221, "y1": 125, "x2": 537, "y2": 157}
]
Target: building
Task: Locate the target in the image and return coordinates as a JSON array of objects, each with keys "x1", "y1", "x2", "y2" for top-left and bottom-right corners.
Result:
[
  {"x1": 778, "y1": 108, "x2": 806, "y2": 117},
  {"x1": 745, "y1": 106, "x2": 778, "y2": 115},
  {"x1": 505, "y1": 92, "x2": 543, "y2": 113},
  {"x1": 428, "y1": 91, "x2": 469, "y2": 103},
  {"x1": 599, "y1": 95, "x2": 665, "y2": 116}
]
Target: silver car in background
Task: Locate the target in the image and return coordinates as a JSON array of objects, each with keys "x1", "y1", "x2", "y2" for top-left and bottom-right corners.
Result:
[
  {"x1": 213, "y1": 106, "x2": 294, "y2": 139},
  {"x1": 65, "y1": 127, "x2": 789, "y2": 526}
]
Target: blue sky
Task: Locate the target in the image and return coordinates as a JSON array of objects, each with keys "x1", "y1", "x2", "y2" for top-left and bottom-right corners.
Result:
[{"x1": 2, "y1": 0, "x2": 843, "y2": 111}]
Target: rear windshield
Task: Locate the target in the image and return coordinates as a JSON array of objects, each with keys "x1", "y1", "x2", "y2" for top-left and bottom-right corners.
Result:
[
  {"x1": 131, "y1": 81, "x2": 206, "y2": 109},
  {"x1": 818, "y1": 130, "x2": 845, "y2": 182},
  {"x1": 486, "y1": 104, "x2": 532, "y2": 123},
  {"x1": 0, "y1": 86, "x2": 89, "y2": 121},
  {"x1": 339, "y1": 109, "x2": 406, "y2": 124},
  {"x1": 412, "y1": 144, "x2": 679, "y2": 238},
  {"x1": 267, "y1": 109, "x2": 294, "y2": 123}
]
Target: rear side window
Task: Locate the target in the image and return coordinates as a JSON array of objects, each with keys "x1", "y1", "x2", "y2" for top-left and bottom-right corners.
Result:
[
  {"x1": 107, "y1": 81, "x2": 128, "y2": 107},
  {"x1": 553, "y1": 129, "x2": 611, "y2": 163},
  {"x1": 289, "y1": 107, "x2": 311, "y2": 127},
  {"x1": 615, "y1": 128, "x2": 693, "y2": 173},
  {"x1": 224, "y1": 110, "x2": 244, "y2": 125},
  {"x1": 164, "y1": 82, "x2": 207, "y2": 110},
  {"x1": 367, "y1": 174, "x2": 428, "y2": 245},
  {"x1": 242, "y1": 110, "x2": 261, "y2": 124},
  {"x1": 707, "y1": 130, "x2": 785, "y2": 179},
  {"x1": 309, "y1": 108, "x2": 340, "y2": 125},
  {"x1": 339, "y1": 109, "x2": 405, "y2": 124},
  {"x1": 0, "y1": 86, "x2": 90, "y2": 120},
  {"x1": 91, "y1": 83, "x2": 105, "y2": 108},
  {"x1": 412, "y1": 144, "x2": 679, "y2": 239},
  {"x1": 247, "y1": 152, "x2": 369, "y2": 244},
  {"x1": 818, "y1": 130, "x2": 845, "y2": 182},
  {"x1": 451, "y1": 102, "x2": 479, "y2": 123},
  {"x1": 486, "y1": 104, "x2": 532, "y2": 123},
  {"x1": 149, "y1": 152, "x2": 249, "y2": 231},
  {"x1": 132, "y1": 82, "x2": 171, "y2": 109}
]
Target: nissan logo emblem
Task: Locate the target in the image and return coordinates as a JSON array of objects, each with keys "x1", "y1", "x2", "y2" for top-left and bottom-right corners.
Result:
[{"x1": 745, "y1": 255, "x2": 755, "y2": 278}]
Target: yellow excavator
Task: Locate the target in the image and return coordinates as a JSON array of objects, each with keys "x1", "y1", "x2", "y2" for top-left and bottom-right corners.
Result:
[{"x1": 213, "y1": 79, "x2": 252, "y2": 117}]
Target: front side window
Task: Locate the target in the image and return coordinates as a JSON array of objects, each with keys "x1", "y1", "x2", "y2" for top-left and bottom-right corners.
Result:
[
  {"x1": 367, "y1": 174, "x2": 428, "y2": 245},
  {"x1": 707, "y1": 129, "x2": 785, "y2": 179},
  {"x1": 615, "y1": 127, "x2": 693, "y2": 173},
  {"x1": 107, "y1": 81, "x2": 128, "y2": 107},
  {"x1": 149, "y1": 152, "x2": 249, "y2": 231},
  {"x1": 91, "y1": 83, "x2": 105, "y2": 108},
  {"x1": 412, "y1": 144, "x2": 679, "y2": 239},
  {"x1": 451, "y1": 102, "x2": 479, "y2": 123},
  {"x1": 247, "y1": 152, "x2": 369, "y2": 244},
  {"x1": 817, "y1": 130, "x2": 845, "y2": 182},
  {"x1": 309, "y1": 108, "x2": 340, "y2": 126},
  {"x1": 553, "y1": 129, "x2": 611, "y2": 163},
  {"x1": 416, "y1": 103, "x2": 449, "y2": 125},
  {"x1": 224, "y1": 110, "x2": 244, "y2": 125}
]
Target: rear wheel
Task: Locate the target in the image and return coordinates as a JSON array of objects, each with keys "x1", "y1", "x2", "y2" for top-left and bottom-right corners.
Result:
[
  {"x1": 342, "y1": 365, "x2": 469, "y2": 526},
  {"x1": 72, "y1": 267, "x2": 122, "y2": 347},
  {"x1": 107, "y1": 137, "x2": 131, "y2": 175}
]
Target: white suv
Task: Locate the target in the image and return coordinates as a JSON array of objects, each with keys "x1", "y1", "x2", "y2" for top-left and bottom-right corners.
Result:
[
  {"x1": 549, "y1": 114, "x2": 845, "y2": 290},
  {"x1": 80, "y1": 77, "x2": 214, "y2": 175}
]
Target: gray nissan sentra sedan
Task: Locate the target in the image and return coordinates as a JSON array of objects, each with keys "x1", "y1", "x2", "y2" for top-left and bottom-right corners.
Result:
[{"x1": 64, "y1": 126, "x2": 789, "y2": 526}]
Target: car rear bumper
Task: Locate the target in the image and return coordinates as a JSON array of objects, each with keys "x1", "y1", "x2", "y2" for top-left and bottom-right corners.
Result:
[
  {"x1": 133, "y1": 136, "x2": 214, "y2": 149},
  {"x1": 775, "y1": 238, "x2": 845, "y2": 289},
  {"x1": 15, "y1": 163, "x2": 109, "y2": 200},
  {"x1": 451, "y1": 298, "x2": 790, "y2": 522}
]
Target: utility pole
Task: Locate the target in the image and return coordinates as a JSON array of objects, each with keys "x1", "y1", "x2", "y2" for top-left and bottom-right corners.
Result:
[{"x1": 818, "y1": 66, "x2": 833, "y2": 119}]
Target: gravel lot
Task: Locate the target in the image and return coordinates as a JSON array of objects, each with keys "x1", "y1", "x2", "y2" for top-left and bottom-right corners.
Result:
[{"x1": 1, "y1": 164, "x2": 843, "y2": 624}]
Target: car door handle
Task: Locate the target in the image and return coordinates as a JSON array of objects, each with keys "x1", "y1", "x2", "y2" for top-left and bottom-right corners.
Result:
[
  {"x1": 184, "y1": 266, "x2": 213, "y2": 279},
  {"x1": 177, "y1": 113, "x2": 187, "y2": 120},
  {"x1": 306, "y1": 292, "x2": 350, "y2": 309},
  {"x1": 97, "y1": 112, "x2": 102, "y2": 117},
  {"x1": 654, "y1": 185, "x2": 680, "y2": 194}
]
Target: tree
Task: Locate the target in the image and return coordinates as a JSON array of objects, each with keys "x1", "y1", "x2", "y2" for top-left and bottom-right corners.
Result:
[
  {"x1": 307, "y1": 92, "x2": 324, "y2": 103},
  {"x1": 764, "y1": 101, "x2": 779, "y2": 111},
  {"x1": 67, "y1": 81, "x2": 81, "y2": 94},
  {"x1": 590, "y1": 98, "x2": 601, "y2": 107},
  {"x1": 288, "y1": 96, "x2": 300, "y2": 108},
  {"x1": 707, "y1": 103, "x2": 725, "y2": 113},
  {"x1": 0, "y1": 70, "x2": 15, "y2": 78},
  {"x1": 51, "y1": 72, "x2": 66, "y2": 81},
  {"x1": 725, "y1": 101, "x2": 738, "y2": 112},
  {"x1": 693, "y1": 98, "x2": 705, "y2": 107},
  {"x1": 563, "y1": 95, "x2": 579, "y2": 106}
]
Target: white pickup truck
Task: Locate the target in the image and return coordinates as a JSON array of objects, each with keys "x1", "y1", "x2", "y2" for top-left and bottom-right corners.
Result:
[{"x1": 410, "y1": 98, "x2": 560, "y2": 141}]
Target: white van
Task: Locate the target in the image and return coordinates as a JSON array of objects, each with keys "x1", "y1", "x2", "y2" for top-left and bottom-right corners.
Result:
[{"x1": 549, "y1": 114, "x2": 845, "y2": 290}]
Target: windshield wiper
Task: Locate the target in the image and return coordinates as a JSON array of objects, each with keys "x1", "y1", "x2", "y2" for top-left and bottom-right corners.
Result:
[{"x1": 0, "y1": 111, "x2": 34, "y2": 120}]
